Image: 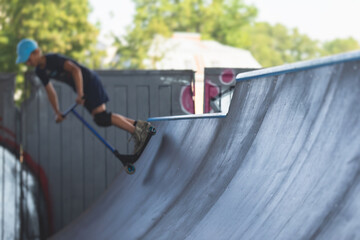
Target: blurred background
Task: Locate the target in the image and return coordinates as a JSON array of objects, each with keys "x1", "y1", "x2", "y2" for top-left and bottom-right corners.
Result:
[
  {"x1": 1, "y1": 0, "x2": 359, "y2": 109},
  {"x1": 0, "y1": 0, "x2": 359, "y2": 239}
]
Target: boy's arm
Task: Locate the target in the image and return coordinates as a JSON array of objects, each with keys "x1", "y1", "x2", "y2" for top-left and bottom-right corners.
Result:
[
  {"x1": 63, "y1": 60, "x2": 84, "y2": 105},
  {"x1": 45, "y1": 82, "x2": 64, "y2": 123}
]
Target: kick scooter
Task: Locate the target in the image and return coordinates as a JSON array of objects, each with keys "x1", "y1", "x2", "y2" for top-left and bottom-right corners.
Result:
[{"x1": 62, "y1": 103, "x2": 156, "y2": 174}]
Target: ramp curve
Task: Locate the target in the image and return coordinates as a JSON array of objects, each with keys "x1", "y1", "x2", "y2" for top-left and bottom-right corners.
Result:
[{"x1": 51, "y1": 51, "x2": 360, "y2": 240}]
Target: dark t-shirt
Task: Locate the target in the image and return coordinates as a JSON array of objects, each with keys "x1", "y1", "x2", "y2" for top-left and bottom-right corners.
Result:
[
  {"x1": 35, "y1": 53, "x2": 92, "y2": 91},
  {"x1": 35, "y1": 53, "x2": 109, "y2": 112}
]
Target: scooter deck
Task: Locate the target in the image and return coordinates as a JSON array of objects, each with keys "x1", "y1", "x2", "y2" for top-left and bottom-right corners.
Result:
[{"x1": 115, "y1": 126, "x2": 156, "y2": 174}]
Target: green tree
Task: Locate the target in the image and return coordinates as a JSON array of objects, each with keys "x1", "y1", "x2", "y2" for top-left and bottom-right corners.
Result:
[
  {"x1": 0, "y1": 0, "x2": 103, "y2": 102},
  {"x1": 113, "y1": 0, "x2": 257, "y2": 69},
  {"x1": 240, "y1": 22, "x2": 320, "y2": 67},
  {"x1": 321, "y1": 37, "x2": 360, "y2": 56},
  {"x1": 115, "y1": 0, "x2": 360, "y2": 69}
]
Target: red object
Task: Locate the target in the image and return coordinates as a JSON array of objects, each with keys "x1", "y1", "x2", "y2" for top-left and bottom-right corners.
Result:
[
  {"x1": 180, "y1": 84, "x2": 195, "y2": 114},
  {"x1": 204, "y1": 80, "x2": 220, "y2": 113},
  {"x1": 220, "y1": 69, "x2": 235, "y2": 85},
  {"x1": 0, "y1": 124, "x2": 54, "y2": 235}
]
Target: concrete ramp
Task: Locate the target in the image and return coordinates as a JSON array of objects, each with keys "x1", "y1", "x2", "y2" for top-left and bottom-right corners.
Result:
[{"x1": 51, "y1": 51, "x2": 360, "y2": 240}]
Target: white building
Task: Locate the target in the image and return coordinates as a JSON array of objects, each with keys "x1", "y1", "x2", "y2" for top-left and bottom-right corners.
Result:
[
  {"x1": 145, "y1": 32, "x2": 261, "y2": 72},
  {"x1": 145, "y1": 32, "x2": 261, "y2": 113}
]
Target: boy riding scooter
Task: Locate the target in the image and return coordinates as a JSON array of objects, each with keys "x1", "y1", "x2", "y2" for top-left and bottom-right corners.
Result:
[{"x1": 16, "y1": 38, "x2": 152, "y2": 155}]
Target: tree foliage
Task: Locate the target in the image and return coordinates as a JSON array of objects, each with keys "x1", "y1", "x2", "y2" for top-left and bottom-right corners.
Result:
[
  {"x1": 322, "y1": 37, "x2": 360, "y2": 56},
  {"x1": 114, "y1": 0, "x2": 360, "y2": 69},
  {"x1": 0, "y1": 0, "x2": 104, "y2": 103},
  {"x1": 241, "y1": 22, "x2": 321, "y2": 67},
  {"x1": 113, "y1": 0, "x2": 257, "y2": 69},
  {"x1": 0, "y1": 0, "x2": 103, "y2": 72}
]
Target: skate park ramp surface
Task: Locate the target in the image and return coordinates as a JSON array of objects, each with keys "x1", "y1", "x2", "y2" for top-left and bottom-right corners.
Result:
[{"x1": 50, "y1": 51, "x2": 360, "y2": 240}]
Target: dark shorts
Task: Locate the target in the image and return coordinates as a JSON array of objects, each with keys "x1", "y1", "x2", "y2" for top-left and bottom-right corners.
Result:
[{"x1": 83, "y1": 73, "x2": 109, "y2": 113}]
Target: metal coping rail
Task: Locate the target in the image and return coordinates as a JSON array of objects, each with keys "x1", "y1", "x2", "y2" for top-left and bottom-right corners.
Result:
[
  {"x1": 236, "y1": 50, "x2": 360, "y2": 82},
  {"x1": 148, "y1": 113, "x2": 226, "y2": 122}
]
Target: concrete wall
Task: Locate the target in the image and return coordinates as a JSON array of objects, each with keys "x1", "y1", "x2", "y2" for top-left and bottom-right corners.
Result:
[{"x1": 21, "y1": 70, "x2": 195, "y2": 233}]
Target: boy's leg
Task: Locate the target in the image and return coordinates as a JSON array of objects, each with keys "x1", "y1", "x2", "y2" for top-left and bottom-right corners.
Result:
[
  {"x1": 111, "y1": 113, "x2": 136, "y2": 134},
  {"x1": 132, "y1": 120, "x2": 153, "y2": 154},
  {"x1": 91, "y1": 103, "x2": 151, "y2": 154},
  {"x1": 91, "y1": 104, "x2": 135, "y2": 134}
]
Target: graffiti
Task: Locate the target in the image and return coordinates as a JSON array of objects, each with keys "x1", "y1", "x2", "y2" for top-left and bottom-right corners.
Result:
[
  {"x1": 204, "y1": 69, "x2": 242, "y2": 113},
  {"x1": 180, "y1": 84, "x2": 195, "y2": 114},
  {"x1": 204, "y1": 80, "x2": 220, "y2": 113},
  {"x1": 219, "y1": 69, "x2": 235, "y2": 85},
  {"x1": 204, "y1": 68, "x2": 259, "y2": 113}
]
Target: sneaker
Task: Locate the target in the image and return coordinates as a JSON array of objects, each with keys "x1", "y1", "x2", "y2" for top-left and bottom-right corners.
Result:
[
  {"x1": 132, "y1": 120, "x2": 151, "y2": 154},
  {"x1": 135, "y1": 120, "x2": 150, "y2": 131}
]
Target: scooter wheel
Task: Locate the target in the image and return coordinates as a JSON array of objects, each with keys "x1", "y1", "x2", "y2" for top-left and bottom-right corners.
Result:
[
  {"x1": 149, "y1": 126, "x2": 156, "y2": 135},
  {"x1": 125, "y1": 164, "x2": 136, "y2": 175}
]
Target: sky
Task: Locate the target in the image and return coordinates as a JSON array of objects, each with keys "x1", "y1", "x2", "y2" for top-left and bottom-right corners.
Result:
[{"x1": 88, "y1": 0, "x2": 360, "y2": 45}]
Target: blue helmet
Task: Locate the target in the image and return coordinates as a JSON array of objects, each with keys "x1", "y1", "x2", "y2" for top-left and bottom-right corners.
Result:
[{"x1": 16, "y1": 39, "x2": 38, "y2": 64}]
